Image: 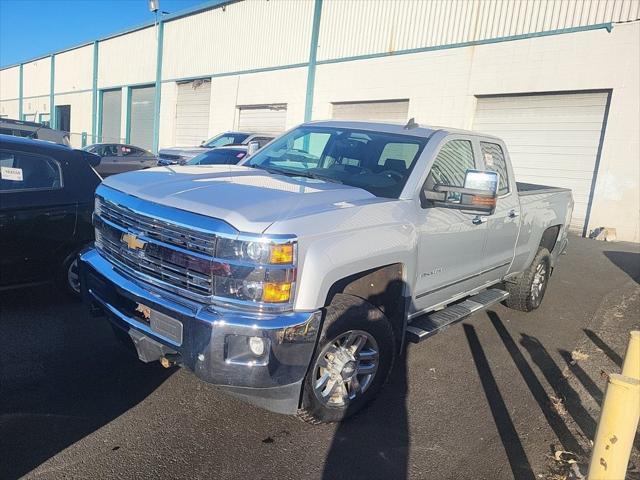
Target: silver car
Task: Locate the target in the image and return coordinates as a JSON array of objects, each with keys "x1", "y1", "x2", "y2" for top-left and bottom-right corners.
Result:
[{"x1": 83, "y1": 143, "x2": 157, "y2": 177}]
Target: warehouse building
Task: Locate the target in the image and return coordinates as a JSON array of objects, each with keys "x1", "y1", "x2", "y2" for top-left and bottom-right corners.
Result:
[{"x1": 1, "y1": 0, "x2": 639, "y2": 241}]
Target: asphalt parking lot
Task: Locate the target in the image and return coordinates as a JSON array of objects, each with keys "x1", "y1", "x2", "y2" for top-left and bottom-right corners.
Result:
[{"x1": 1, "y1": 235, "x2": 639, "y2": 480}]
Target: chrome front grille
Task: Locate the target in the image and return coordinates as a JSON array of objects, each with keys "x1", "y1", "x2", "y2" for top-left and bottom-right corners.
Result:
[
  {"x1": 94, "y1": 196, "x2": 217, "y2": 298},
  {"x1": 97, "y1": 196, "x2": 215, "y2": 254}
]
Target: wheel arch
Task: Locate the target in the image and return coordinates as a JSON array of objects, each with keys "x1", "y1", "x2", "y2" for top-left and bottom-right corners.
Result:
[{"x1": 324, "y1": 263, "x2": 408, "y2": 352}]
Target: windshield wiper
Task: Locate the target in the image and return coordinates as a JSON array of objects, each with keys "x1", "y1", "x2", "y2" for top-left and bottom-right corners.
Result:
[{"x1": 254, "y1": 165, "x2": 343, "y2": 184}]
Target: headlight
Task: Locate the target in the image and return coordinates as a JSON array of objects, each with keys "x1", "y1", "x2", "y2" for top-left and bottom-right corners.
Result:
[{"x1": 214, "y1": 238, "x2": 297, "y2": 304}]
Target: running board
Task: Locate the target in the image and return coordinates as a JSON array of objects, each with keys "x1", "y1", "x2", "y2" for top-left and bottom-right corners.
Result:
[{"x1": 405, "y1": 288, "x2": 509, "y2": 343}]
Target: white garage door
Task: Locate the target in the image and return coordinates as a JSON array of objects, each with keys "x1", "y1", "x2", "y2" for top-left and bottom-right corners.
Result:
[
  {"x1": 473, "y1": 92, "x2": 609, "y2": 233},
  {"x1": 175, "y1": 79, "x2": 211, "y2": 146},
  {"x1": 237, "y1": 104, "x2": 287, "y2": 135},
  {"x1": 332, "y1": 100, "x2": 409, "y2": 123}
]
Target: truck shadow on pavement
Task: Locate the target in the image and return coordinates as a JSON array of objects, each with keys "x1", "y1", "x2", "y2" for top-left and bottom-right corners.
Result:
[
  {"x1": 0, "y1": 287, "x2": 173, "y2": 480},
  {"x1": 603, "y1": 250, "x2": 640, "y2": 284}
]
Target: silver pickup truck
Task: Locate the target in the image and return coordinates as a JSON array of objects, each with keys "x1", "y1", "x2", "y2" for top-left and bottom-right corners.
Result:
[{"x1": 79, "y1": 120, "x2": 573, "y2": 423}]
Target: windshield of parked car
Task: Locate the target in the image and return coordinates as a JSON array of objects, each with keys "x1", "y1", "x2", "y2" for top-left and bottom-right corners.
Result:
[
  {"x1": 202, "y1": 132, "x2": 249, "y2": 148},
  {"x1": 187, "y1": 148, "x2": 248, "y2": 165},
  {"x1": 242, "y1": 126, "x2": 427, "y2": 198}
]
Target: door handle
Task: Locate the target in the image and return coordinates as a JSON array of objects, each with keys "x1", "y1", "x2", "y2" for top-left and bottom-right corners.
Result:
[
  {"x1": 472, "y1": 215, "x2": 488, "y2": 225},
  {"x1": 508, "y1": 210, "x2": 520, "y2": 218}
]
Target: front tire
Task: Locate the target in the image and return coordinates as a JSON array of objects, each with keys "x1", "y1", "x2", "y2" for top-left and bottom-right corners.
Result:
[
  {"x1": 298, "y1": 294, "x2": 395, "y2": 424},
  {"x1": 59, "y1": 249, "x2": 82, "y2": 298},
  {"x1": 504, "y1": 247, "x2": 551, "y2": 312}
]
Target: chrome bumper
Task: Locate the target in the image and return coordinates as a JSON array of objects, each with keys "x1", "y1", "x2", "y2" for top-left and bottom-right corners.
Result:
[{"x1": 79, "y1": 248, "x2": 321, "y2": 415}]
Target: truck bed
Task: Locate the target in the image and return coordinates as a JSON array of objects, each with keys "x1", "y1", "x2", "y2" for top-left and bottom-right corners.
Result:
[{"x1": 517, "y1": 182, "x2": 572, "y2": 196}]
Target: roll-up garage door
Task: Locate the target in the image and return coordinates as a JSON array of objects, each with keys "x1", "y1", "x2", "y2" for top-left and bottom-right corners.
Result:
[
  {"x1": 100, "y1": 89, "x2": 122, "y2": 143},
  {"x1": 129, "y1": 85, "x2": 155, "y2": 151},
  {"x1": 175, "y1": 79, "x2": 211, "y2": 146},
  {"x1": 237, "y1": 104, "x2": 287, "y2": 135},
  {"x1": 473, "y1": 92, "x2": 609, "y2": 233},
  {"x1": 332, "y1": 100, "x2": 409, "y2": 123}
]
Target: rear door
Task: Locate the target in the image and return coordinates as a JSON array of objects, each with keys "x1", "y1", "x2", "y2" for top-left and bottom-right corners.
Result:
[
  {"x1": 0, "y1": 147, "x2": 75, "y2": 287},
  {"x1": 477, "y1": 138, "x2": 520, "y2": 283},
  {"x1": 413, "y1": 136, "x2": 489, "y2": 314},
  {"x1": 118, "y1": 145, "x2": 155, "y2": 172}
]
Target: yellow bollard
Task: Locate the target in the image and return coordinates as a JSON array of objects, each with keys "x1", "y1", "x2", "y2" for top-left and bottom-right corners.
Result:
[
  {"x1": 587, "y1": 373, "x2": 640, "y2": 480},
  {"x1": 621, "y1": 331, "x2": 640, "y2": 381}
]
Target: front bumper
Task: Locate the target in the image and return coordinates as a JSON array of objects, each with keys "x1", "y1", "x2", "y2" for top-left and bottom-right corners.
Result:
[{"x1": 79, "y1": 248, "x2": 321, "y2": 415}]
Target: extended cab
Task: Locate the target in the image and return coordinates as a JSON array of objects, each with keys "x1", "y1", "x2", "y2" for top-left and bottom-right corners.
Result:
[{"x1": 79, "y1": 121, "x2": 573, "y2": 423}]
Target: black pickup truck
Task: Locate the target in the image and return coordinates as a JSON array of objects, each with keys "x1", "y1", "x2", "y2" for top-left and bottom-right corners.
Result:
[{"x1": 0, "y1": 134, "x2": 101, "y2": 295}]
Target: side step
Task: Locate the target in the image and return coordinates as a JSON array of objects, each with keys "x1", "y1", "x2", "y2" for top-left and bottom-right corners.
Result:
[{"x1": 405, "y1": 288, "x2": 509, "y2": 343}]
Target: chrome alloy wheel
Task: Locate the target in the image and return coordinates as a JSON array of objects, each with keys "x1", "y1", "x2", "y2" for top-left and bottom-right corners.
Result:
[
  {"x1": 67, "y1": 257, "x2": 81, "y2": 294},
  {"x1": 312, "y1": 330, "x2": 379, "y2": 407},
  {"x1": 531, "y1": 260, "x2": 548, "y2": 307}
]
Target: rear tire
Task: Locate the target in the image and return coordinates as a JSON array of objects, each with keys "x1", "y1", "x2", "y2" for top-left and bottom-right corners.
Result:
[
  {"x1": 504, "y1": 247, "x2": 551, "y2": 312},
  {"x1": 297, "y1": 294, "x2": 395, "y2": 424}
]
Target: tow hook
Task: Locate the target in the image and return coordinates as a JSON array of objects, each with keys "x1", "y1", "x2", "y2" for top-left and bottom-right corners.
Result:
[{"x1": 160, "y1": 353, "x2": 180, "y2": 368}]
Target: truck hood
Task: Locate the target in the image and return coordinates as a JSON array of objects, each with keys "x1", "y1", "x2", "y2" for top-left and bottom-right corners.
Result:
[{"x1": 102, "y1": 165, "x2": 380, "y2": 233}]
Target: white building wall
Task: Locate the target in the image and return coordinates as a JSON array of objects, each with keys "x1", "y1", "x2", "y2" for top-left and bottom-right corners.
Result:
[
  {"x1": 158, "y1": 67, "x2": 307, "y2": 149},
  {"x1": 162, "y1": 0, "x2": 313, "y2": 80},
  {"x1": 0, "y1": 99, "x2": 20, "y2": 118},
  {"x1": 98, "y1": 27, "x2": 156, "y2": 88},
  {"x1": 22, "y1": 96, "x2": 50, "y2": 120},
  {"x1": 313, "y1": 22, "x2": 640, "y2": 241},
  {"x1": 0, "y1": 66, "x2": 20, "y2": 99},
  {"x1": 23, "y1": 57, "x2": 51, "y2": 99},
  {"x1": 55, "y1": 44, "x2": 93, "y2": 93},
  {"x1": 53, "y1": 91, "x2": 93, "y2": 147}
]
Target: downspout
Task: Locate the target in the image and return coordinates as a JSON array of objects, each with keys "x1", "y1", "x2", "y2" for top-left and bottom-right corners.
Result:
[
  {"x1": 49, "y1": 54, "x2": 56, "y2": 129},
  {"x1": 18, "y1": 64, "x2": 23, "y2": 120},
  {"x1": 152, "y1": 20, "x2": 164, "y2": 154},
  {"x1": 303, "y1": 0, "x2": 323, "y2": 122},
  {"x1": 91, "y1": 41, "x2": 99, "y2": 143}
]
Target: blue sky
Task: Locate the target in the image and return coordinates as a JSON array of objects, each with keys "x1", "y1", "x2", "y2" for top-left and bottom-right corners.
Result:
[{"x1": 0, "y1": 0, "x2": 207, "y2": 67}]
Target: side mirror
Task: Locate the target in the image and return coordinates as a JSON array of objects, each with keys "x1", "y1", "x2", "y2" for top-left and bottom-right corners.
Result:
[
  {"x1": 80, "y1": 150, "x2": 101, "y2": 168},
  {"x1": 200, "y1": 140, "x2": 205, "y2": 146},
  {"x1": 423, "y1": 169, "x2": 499, "y2": 215},
  {"x1": 247, "y1": 141, "x2": 260, "y2": 156}
]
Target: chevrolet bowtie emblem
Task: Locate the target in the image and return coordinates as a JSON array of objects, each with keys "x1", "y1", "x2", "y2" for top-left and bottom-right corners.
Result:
[{"x1": 122, "y1": 232, "x2": 146, "y2": 250}]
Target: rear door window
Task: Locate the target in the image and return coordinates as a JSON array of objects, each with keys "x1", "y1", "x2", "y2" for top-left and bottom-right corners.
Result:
[
  {"x1": 0, "y1": 149, "x2": 63, "y2": 192},
  {"x1": 480, "y1": 141, "x2": 509, "y2": 195}
]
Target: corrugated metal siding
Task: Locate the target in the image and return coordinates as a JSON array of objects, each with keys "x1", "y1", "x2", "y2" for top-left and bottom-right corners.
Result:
[
  {"x1": 55, "y1": 44, "x2": 93, "y2": 93},
  {"x1": 162, "y1": 0, "x2": 313, "y2": 80},
  {"x1": 98, "y1": 27, "x2": 156, "y2": 88},
  {"x1": 237, "y1": 105, "x2": 287, "y2": 134},
  {"x1": 101, "y1": 89, "x2": 123, "y2": 143},
  {"x1": 317, "y1": 0, "x2": 640, "y2": 61},
  {"x1": 22, "y1": 57, "x2": 51, "y2": 97},
  {"x1": 0, "y1": 67, "x2": 20, "y2": 99},
  {"x1": 175, "y1": 80, "x2": 211, "y2": 146},
  {"x1": 129, "y1": 85, "x2": 155, "y2": 151}
]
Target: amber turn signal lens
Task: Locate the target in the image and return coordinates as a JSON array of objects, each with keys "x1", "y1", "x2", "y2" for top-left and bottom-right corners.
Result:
[
  {"x1": 269, "y1": 244, "x2": 294, "y2": 264},
  {"x1": 471, "y1": 196, "x2": 497, "y2": 206},
  {"x1": 262, "y1": 282, "x2": 292, "y2": 303}
]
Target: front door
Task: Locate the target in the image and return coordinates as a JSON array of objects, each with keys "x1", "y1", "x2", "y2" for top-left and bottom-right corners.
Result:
[{"x1": 413, "y1": 137, "x2": 489, "y2": 314}]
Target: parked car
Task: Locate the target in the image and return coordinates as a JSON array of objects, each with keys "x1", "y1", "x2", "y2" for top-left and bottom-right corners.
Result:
[
  {"x1": 157, "y1": 131, "x2": 273, "y2": 165},
  {"x1": 183, "y1": 146, "x2": 249, "y2": 166},
  {"x1": 83, "y1": 143, "x2": 157, "y2": 177},
  {"x1": 79, "y1": 120, "x2": 573, "y2": 423},
  {"x1": 0, "y1": 117, "x2": 70, "y2": 146},
  {"x1": 1, "y1": 134, "x2": 101, "y2": 296}
]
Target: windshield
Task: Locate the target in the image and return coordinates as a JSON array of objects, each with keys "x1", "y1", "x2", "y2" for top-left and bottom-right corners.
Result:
[
  {"x1": 242, "y1": 126, "x2": 427, "y2": 198},
  {"x1": 202, "y1": 132, "x2": 249, "y2": 148},
  {"x1": 187, "y1": 149, "x2": 247, "y2": 165}
]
